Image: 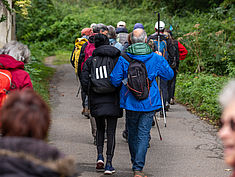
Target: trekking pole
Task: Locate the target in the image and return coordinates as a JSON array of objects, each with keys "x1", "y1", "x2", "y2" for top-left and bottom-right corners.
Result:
[
  {"x1": 154, "y1": 114, "x2": 162, "y2": 141},
  {"x1": 157, "y1": 12, "x2": 167, "y2": 127},
  {"x1": 76, "y1": 85, "x2": 81, "y2": 97},
  {"x1": 161, "y1": 91, "x2": 167, "y2": 127},
  {"x1": 75, "y1": 73, "x2": 81, "y2": 97}
]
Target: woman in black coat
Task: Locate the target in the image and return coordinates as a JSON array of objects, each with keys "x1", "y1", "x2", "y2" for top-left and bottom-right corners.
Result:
[
  {"x1": 81, "y1": 33, "x2": 122, "y2": 175},
  {"x1": 0, "y1": 89, "x2": 76, "y2": 177}
]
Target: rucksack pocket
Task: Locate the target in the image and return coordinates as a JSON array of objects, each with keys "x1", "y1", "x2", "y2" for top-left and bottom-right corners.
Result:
[
  {"x1": 0, "y1": 69, "x2": 12, "y2": 107},
  {"x1": 90, "y1": 56, "x2": 116, "y2": 94},
  {"x1": 122, "y1": 53, "x2": 151, "y2": 100}
]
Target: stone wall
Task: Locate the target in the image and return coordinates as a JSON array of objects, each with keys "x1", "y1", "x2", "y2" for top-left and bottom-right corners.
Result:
[{"x1": 0, "y1": 0, "x2": 15, "y2": 48}]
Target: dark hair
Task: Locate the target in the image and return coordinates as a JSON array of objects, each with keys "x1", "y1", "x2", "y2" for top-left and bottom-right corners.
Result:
[
  {"x1": 0, "y1": 89, "x2": 50, "y2": 139},
  {"x1": 99, "y1": 25, "x2": 109, "y2": 33},
  {"x1": 94, "y1": 34, "x2": 110, "y2": 48}
]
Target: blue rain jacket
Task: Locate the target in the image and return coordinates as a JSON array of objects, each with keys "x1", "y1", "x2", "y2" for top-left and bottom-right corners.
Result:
[{"x1": 110, "y1": 43, "x2": 174, "y2": 112}]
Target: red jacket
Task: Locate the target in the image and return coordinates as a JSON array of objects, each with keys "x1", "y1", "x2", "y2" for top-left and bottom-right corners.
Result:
[
  {"x1": 178, "y1": 41, "x2": 188, "y2": 60},
  {"x1": 0, "y1": 54, "x2": 33, "y2": 90}
]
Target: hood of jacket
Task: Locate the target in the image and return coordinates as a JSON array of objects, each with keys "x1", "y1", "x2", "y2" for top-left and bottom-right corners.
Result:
[
  {"x1": 88, "y1": 34, "x2": 96, "y2": 43},
  {"x1": 0, "y1": 137, "x2": 75, "y2": 177},
  {"x1": 93, "y1": 45, "x2": 120, "y2": 58},
  {"x1": 116, "y1": 27, "x2": 128, "y2": 34},
  {"x1": 0, "y1": 54, "x2": 24, "y2": 69},
  {"x1": 126, "y1": 43, "x2": 153, "y2": 62}
]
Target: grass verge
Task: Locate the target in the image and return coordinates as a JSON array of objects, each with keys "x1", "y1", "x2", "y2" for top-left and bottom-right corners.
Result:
[
  {"x1": 175, "y1": 73, "x2": 230, "y2": 124},
  {"x1": 52, "y1": 50, "x2": 71, "y2": 65},
  {"x1": 25, "y1": 52, "x2": 55, "y2": 104}
]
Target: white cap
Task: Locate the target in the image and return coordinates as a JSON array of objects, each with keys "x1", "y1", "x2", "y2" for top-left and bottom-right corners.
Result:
[
  {"x1": 90, "y1": 23, "x2": 96, "y2": 28},
  {"x1": 117, "y1": 21, "x2": 126, "y2": 28},
  {"x1": 155, "y1": 21, "x2": 165, "y2": 30}
]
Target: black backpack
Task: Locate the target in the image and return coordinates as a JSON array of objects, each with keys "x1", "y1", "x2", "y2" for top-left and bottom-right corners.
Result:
[
  {"x1": 166, "y1": 38, "x2": 179, "y2": 69},
  {"x1": 121, "y1": 53, "x2": 151, "y2": 100},
  {"x1": 90, "y1": 56, "x2": 117, "y2": 93}
]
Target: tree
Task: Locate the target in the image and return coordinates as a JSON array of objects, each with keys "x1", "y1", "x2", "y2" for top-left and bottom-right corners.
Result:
[{"x1": 0, "y1": 0, "x2": 31, "y2": 23}]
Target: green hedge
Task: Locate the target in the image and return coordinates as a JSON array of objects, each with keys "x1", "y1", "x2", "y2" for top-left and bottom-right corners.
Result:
[
  {"x1": 16, "y1": 1, "x2": 234, "y2": 77},
  {"x1": 175, "y1": 73, "x2": 230, "y2": 122},
  {"x1": 15, "y1": 0, "x2": 234, "y2": 118}
]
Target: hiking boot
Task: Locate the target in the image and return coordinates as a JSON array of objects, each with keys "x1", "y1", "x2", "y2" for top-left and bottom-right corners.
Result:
[
  {"x1": 81, "y1": 108, "x2": 90, "y2": 118},
  {"x1": 104, "y1": 162, "x2": 115, "y2": 175},
  {"x1": 165, "y1": 104, "x2": 170, "y2": 111},
  {"x1": 81, "y1": 108, "x2": 85, "y2": 115},
  {"x1": 170, "y1": 98, "x2": 175, "y2": 105},
  {"x1": 96, "y1": 154, "x2": 104, "y2": 172},
  {"x1": 122, "y1": 130, "x2": 128, "y2": 142},
  {"x1": 133, "y1": 171, "x2": 147, "y2": 177},
  {"x1": 152, "y1": 120, "x2": 155, "y2": 127},
  {"x1": 84, "y1": 108, "x2": 90, "y2": 118}
]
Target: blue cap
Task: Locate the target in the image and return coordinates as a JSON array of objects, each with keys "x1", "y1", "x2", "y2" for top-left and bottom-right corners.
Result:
[{"x1": 133, "y1": 23, "x2": 144, "y2": 30}]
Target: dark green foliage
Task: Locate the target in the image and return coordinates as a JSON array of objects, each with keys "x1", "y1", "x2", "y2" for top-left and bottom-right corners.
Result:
[
  {"x1": 16, "y1": 0, "x2": 234, "y2": 76},
  {"x1": 24, "y1": 53, "x2": 55, "y2": 103},
  {"x1": 15, "y1": 0, "x2": 234, "y2": 109},
  {"x1": 176, "y1": 6, "x2": 235, "y2": 76},
  {"x1": 175, "y1": 73, "x2": 230, "y2": 121},
  {"x1": 16, "y1": 0, "x2": 56, "y2": 42},
  {"x1": 97, "y1": 0, "x2": 228, "y2": 15}
]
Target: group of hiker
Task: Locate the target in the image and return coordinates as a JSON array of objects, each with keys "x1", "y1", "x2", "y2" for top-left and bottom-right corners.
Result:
[
  {"x1": 70, "y1": 20, "x2": 188, "y2": 176},
  {"x1": 0, "y1": 20, "x2": 235, "y2": 177}
]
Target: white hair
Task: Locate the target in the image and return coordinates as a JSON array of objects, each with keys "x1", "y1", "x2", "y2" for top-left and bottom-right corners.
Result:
[
  {"x1": 219, "y1": 79, "x2": 235, "y2": 108},
  {"x1": 131, "y1": 29, "x2": 147, "y2": 44},
  {"x1": 0, "y1": 41, "x2": 31, "y2": 63}
]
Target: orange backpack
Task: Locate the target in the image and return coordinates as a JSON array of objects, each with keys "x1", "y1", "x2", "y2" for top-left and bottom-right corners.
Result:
[{"x1": 0, "y1": 69, "x2": 12, "y2": 108}]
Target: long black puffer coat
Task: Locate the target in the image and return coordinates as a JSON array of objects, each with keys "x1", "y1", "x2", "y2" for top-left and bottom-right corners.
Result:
[{"x1": 81, "y1": 44, "x2": 123, "y2": 118}]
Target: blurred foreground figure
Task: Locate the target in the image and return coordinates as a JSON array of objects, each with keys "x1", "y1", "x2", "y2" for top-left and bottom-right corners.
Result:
[
  {"x1": 0, "y1": 41, "x2": 33, "y2": 108},
  {"x1": 218, "y1": 80, "x2": 235, "y2": 177},
  {"x1": 0, "y1": 89, "x2": 76, "y2": 177}
]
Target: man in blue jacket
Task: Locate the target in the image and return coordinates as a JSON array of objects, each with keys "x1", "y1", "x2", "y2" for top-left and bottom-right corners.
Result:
[{"x1": 110, "y1": 28, "x2": 174, "y2": 177}]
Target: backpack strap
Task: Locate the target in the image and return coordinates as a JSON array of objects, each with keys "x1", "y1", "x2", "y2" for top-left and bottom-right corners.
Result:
[{"x1": 121, "y1": 52, "x2": 133, "y2": 63}]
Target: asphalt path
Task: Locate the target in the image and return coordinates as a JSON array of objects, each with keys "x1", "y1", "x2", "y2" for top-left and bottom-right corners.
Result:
[{"x1": 48, "y1": 63, "x2": 230, "y2": 177}]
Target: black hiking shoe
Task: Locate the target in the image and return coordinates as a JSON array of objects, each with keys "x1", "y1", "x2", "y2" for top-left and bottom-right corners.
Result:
[
  {"x1": 152, "y1": 120, "x2": 155, "y2": 127},
  {"x1": 122, "y1": 130, "x2": 128, "y2": 142}
]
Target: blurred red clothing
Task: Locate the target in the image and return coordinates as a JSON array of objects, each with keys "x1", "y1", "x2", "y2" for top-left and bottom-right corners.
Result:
[
  {"x1": 0, "y1": 54, "x2": 33, "y2": 90},
  {"x1": 178, "y1": 41, "x2": 188, "y2": 60}
]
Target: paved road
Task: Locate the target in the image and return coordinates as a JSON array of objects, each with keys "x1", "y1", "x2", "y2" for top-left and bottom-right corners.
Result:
[{"x1": 49, "y1": 64, "x2": 230, "y2": 177}]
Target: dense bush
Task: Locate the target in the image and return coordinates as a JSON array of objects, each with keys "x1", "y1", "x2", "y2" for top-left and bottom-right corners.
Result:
[
  {"x1": 175, "y1": 7, "x2": 235, "y2": 76},
  {"x1": 16, "y1": 1, "x2": 234, "y2": 77},
  {"x1": 15, "y1": 0, "x2": 234, "y2": 117},
  {"x1": 175, "y1": 73, "x2": 230, "y2": 121}
]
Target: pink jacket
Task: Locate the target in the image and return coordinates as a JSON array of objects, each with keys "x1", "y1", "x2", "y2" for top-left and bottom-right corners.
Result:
[{"x1": 0, "y1": 54, "x2": 33, "y2": 90}]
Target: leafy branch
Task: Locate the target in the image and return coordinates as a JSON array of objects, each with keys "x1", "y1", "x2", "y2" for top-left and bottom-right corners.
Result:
[{"x1": 0, "y1": 0, "x2": 31, "y2": 23}]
